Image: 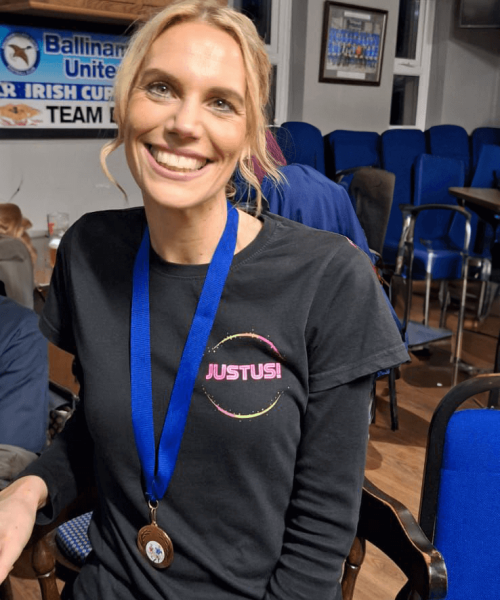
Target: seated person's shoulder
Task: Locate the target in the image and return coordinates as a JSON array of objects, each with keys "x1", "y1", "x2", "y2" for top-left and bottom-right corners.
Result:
[{"x1": 0, "y1": 295, "x2": 38, "y2": 333}]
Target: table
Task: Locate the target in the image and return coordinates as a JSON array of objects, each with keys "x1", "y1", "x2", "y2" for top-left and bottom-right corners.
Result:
[
  {"x1": 449, "y1": 187, "x2": 500, "y2": 404},
  {"x1": 449, "y1": 186, "x2": 500, "y2": 226}
]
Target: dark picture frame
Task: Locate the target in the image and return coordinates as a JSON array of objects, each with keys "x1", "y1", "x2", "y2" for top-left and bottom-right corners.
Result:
[{"x1": 319, "y1": 2, "x2": 388, "y2": 86}]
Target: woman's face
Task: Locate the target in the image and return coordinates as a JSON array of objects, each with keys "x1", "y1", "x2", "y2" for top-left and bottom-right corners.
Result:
[{"x1": 124, "y1": 20, "x2": 248, "y2": 213}]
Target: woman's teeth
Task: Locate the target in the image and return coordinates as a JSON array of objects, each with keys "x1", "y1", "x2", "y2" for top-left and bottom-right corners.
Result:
[{"x1": 150, "y1": 147, "x2": 207, "y2": 172}]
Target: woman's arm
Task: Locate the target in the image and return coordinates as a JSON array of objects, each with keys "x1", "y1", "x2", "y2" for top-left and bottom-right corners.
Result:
[
  {"x1": 20, "y1": 390, "x2": 95, "y2": 524},
  {"x1": 0, "y1": 475, "x2": 48, "y2": 583},
  {"x1": 263, "y1": 375, "x2": 372, "y2": 600},
  {"x1": 0, "y1": 387, "x2": 95, "y2": 584}
]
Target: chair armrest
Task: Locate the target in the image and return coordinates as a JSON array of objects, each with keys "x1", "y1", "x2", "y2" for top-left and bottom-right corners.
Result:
[
  {"x1": 358, "y1": 478, "x2": 447, "y2": 600},
  {"x1": 333, "y1": 166, "x2": 377, "y2": 183},
  {"x1": 48, "y1": 381, "x2": 79, "y2": 412},
  {"x1": 29, "y1": 489, "x2": 96, "y2": 547},
  {"x1": 398, "y1": 203, "x2": 472, "y2": 221},
  {"x1": 26, "y1": 488, "x2": 97, "y2": 600}
]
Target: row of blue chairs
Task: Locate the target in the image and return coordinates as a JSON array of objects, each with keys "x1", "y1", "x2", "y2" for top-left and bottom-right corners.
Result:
[
  {"x1": 273, "y1": 121, "x2": 500, "y2": 288},
  {"x1": 275, "y1": 121, "x2": 500, "y2": 186}
]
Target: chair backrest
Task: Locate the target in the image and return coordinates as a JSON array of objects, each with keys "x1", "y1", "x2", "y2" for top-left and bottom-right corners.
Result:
[
  {"x1": 413, "y1": 154, "x2": 465, "y2": 243},
  {"x1": 276, "y1": 121, "x2": 326, "y2": 174},
  {"x1": 471, "y1": 127, "x2": 500, "y2": 172},
  {"x1": 349, "y1": 167, "x2": 395, "y2": 256},
  {"x1": 470, "y1": 144, "x2": 500, "y2": 188},
  {"x1": 380, "y1": 129, "x2": 426, "y2": 263},
  {"x1": 426, "y1": 125, "x2": 471, "y2": 184},
  {"x1": 0, "y1": 235, "x2": 34, "y2": 309},
  {"x1": 323, "y1": 130, "x2": 381, "y2": 182},
  {"x1": 419, "y1": 374, "x2": 500, "y2": 600},
  {"x1": 458, "y1": 144, "x2": 500, "y2": 257}
]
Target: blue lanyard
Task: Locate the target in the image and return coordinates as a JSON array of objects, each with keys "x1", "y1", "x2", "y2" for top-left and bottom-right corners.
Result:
[{"x1": 130, "y1": 201, "x2": 239, "y2": 503}]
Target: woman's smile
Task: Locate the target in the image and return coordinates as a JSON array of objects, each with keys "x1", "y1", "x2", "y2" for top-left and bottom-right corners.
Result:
[
  {"x1": 147, "y1": 145, "x2": 209, "y2": 173},
  {"x1": 144, "y1": 144, "x2": 214, "y2": 183}
]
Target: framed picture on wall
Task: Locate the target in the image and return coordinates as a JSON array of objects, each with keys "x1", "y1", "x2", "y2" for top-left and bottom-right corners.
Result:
[
  {"x1": 319, "y1": 2, "x2": 388, "y2": 86},
  {"x1": 0, "y1": 16, "x2": 128, "y2": 139}
]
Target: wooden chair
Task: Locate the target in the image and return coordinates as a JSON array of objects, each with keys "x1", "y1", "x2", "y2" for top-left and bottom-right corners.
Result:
[
  {"x1": 1, "y1": 476, "x2": 446, "y2": 600},
  {"x1": 342, "y1": 478, "x2": 446, "y2": 600}
]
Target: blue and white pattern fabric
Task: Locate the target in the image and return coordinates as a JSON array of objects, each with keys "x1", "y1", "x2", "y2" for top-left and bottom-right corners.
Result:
[{"x1": 55, "y1": 511, "x2": 93, "y2": 566}]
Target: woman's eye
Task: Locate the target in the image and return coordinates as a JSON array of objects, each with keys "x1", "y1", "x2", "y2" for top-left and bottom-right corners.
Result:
[
  {"x1": 211, "y1": 98, "x2": 234, "y2": 113},
  {"x1": 146, "y1": 82, "x2": 173, "y2": 98}
]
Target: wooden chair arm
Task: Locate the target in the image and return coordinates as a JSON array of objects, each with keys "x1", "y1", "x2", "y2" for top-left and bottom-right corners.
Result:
[
  {"x1": 27, "y1": 488, "x2": 97, "y2": 600},
  {"x1": 29, "y1": 488, "x2": 96, "y2": 547},
  {"x1": 354, "y1": 478, "x2": 447, "y2": 600}
]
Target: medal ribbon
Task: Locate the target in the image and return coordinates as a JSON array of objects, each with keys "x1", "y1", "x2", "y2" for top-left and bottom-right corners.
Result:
[{"x1": 131, "y1": 201, "x2": 239, "y2": 503}]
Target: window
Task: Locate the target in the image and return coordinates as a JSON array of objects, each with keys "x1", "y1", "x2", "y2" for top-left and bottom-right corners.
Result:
[
  {"x1": 229, "y1": 0, "x2": 291, "y2": 125},
  {"x1": 390, "y1": 0, "x2": 435, "y2": 129}
]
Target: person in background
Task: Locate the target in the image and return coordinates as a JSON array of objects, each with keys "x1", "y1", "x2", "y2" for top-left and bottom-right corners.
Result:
[
  {"x1": 0, "y1": 203, "x2": 37, "y2": 267},
  {"x1": 0, "y1": 203, "x2": 37, "y2": 309},
  {"x1": 0, "y1": 290, "x2": 49, "y2": 486},
  {"x1": 0, "y1": 2, "x2": 408, "y2": 599}
]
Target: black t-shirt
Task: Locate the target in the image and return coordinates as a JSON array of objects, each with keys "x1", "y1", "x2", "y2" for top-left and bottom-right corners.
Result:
[{"x1": 24, "y1": 208, "x2": 408, "y2": 600}]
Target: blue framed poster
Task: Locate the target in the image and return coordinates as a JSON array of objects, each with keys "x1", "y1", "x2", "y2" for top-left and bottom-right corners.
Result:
[{"x1": 0, "y1": 23, "x2": 129, "y2": 137}]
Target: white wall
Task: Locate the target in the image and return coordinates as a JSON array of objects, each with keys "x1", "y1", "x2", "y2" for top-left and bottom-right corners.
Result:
[
  {"x1": 289, "y1": 0, "x2": 400, "y2": 135},
  {"x1": 289, "y1": 0, "x2": 500, "y2": 136},
  {"x1": 0, "y1": 139, "x2": 142, "y2": 233},
  {"x1": 426, "y1": 0, "x2": 500, "y2": 132}
]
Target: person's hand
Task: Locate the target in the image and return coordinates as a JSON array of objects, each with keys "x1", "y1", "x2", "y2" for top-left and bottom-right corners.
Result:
[{"x1": 0, "y1": 476, "x2": 48, "y2": 583}]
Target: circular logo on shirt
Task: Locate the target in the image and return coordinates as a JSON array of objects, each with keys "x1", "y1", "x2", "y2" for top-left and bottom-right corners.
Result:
[
  {"x1": 203, "y1": 332, "x2": 288, "y2": 419},
  {"x1": 1, "y1": 32, "x2": 40, "y2": 76}
]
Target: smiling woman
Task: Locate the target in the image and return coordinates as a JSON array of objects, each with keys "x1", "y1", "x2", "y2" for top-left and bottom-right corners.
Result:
[
  {"x1": 0, "y1": 2, "x2": 408, "y2": 600},
  {"x1": 123, "y1": 21, "x2": 249, "y2": 252}
]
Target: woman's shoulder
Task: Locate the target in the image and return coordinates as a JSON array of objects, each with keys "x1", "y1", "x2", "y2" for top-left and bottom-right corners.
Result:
[
  {"x1": 264, "y1": 211, "x2": 369, "y2": 263},
  {"x1": 62, "y1": 207, "x2": 145, "y2": 253},
  {"x1": 71, "y1": 206, "x2": 145, "y2": 235}
]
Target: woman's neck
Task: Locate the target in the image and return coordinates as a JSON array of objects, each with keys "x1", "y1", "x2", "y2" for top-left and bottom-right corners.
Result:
[{"x1": 144, "y1": 199, "x2": 262, "y2": 265}]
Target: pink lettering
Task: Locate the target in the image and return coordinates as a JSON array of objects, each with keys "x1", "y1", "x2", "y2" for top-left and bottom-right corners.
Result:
[
  {"x1": 239, "y1": 365, "x2": 251, "y2": 380},
  {"x1": 213, "y1": 364, "x2": 227, "y2": 381},
  {"x1": 205, "y1": 363, "x2": 282, "y2": 381},
  {"x1": 206, "y1": 363, "x2": 214, "y2": 380},
  {"x1": 264, "y1": 363, "x2": 276, "y2": 379},
  {"x1": 226, "y1": 365, "x2": 239, "y2": 380},
  {"x1": 250, "y1": 364, "x2": 264, "y2": 380}
]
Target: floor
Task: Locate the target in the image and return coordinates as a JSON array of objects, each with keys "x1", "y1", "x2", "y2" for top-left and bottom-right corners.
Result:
[{"x1": 6, "y1": 281, "x2": 500, "y2": 600}]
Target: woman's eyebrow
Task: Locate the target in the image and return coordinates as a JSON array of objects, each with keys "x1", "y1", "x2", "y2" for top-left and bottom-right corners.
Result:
[
  {"x1": 208, "y1": 86, "x2": 245, "y2": 108},
  {"x1": 139, "y1": 68, "x2": 178, "y2": 86},
  {"x1": 139, "y1": 68, "x2": 245, "y2": 107}
]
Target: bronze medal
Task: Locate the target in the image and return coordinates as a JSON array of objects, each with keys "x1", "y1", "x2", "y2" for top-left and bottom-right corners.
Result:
[{"x1": 137, "y1": 501, "x2": 174, "y2": 569}]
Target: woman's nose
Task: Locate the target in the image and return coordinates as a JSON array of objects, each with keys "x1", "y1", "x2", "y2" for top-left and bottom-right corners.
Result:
[{"x1": 167, "y1": 99, "x2": 201, "y2": 139}]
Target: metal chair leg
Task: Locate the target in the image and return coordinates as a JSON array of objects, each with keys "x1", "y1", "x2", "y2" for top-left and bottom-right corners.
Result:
[
  {"x1": 389, "y1": 367, "x2": 399, "y2": 430},
  {"x1": 370, "y1": 380, "x2": 377, "y2": 424},
  {"x1": 477, "y1": 280, "x2": 487, "y2": 320},
  {"x1": 424, "y1": 271, "x2": 432, "y2": 327},
  {"x1": 438, "y1": 280, "x2": 449, "y2": 329},
  {"x1": 452, "y1": 257, "x2": 469, "y2": 386}
]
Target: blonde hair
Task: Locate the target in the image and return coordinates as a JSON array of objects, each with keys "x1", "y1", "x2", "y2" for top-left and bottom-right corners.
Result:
[
  {"x1": 0, "y1": 203, "x2": 37, "y2": 265},
  {"x1": 101, "y1": 0, "x2": 282, "y2": 214}
]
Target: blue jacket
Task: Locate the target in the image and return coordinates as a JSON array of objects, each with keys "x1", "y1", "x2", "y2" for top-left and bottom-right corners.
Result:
[{"x1": 0, "y1": 296, "x2": 49, "y2": 453}]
